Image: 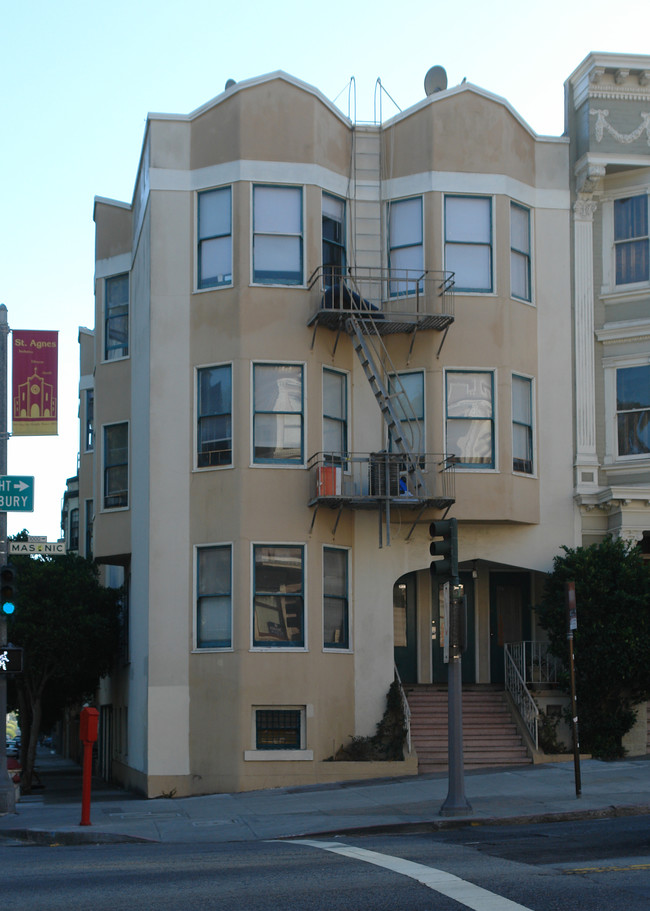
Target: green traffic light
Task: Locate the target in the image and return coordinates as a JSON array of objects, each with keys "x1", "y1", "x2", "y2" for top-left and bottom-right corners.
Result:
[{"x1": 2, "y1": 601, "x2": 15, "y2": 615}]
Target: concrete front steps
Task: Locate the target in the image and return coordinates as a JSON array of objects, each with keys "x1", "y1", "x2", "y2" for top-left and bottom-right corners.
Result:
[{"x1": 405, "y1": 684, "x2": 532, "y2": 774}]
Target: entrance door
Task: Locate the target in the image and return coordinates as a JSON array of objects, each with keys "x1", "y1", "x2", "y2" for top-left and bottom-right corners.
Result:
[
  {"x1": 489, "y1": 572, "x2": 531, "y2": 684},
  {"x1": 393, "y1": 573, "x2": 417, "y2": 684},
  {"x1": 432, "y1": 573, "x2": 476, "y2": 684}
]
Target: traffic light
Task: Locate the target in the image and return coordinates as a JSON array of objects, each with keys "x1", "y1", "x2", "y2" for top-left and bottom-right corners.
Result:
[
  {"x1": 450, "y1": 582, "x2": 467, "y2": 653},
  {"x1": 429, "y1": 518, "x2": 458, "y2": 579},
  {"x1": 1, "y1": 564, "x2": 17, "y2": 615}
]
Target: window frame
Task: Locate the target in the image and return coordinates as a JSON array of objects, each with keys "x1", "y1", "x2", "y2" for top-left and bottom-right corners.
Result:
[
  {"x1": 512, "y1": 373, "x2": 535, "y2": 475},
  {"x1": 195, "y1": 543, "x2": 233, "y2": 650},
  {"x1": 388, "y1": 369, "x2": 425, "y2": 455},
  {"x1": 444, "y1": 195, "x2": 493, "y2": 294},
  {"x1": 510, "y1": 202, "x2": 532, "y2": 302},
  {"x1": 197, "y1": 186, "x2": 233, "y2": 290},
  {"x1": 445, "y1": 370, "x2": 496, "y2": 470},
  {"x1": 196, "y1": 363, "x2": 233, "y2": 469},
  {"x1": 244, "y1": 706, "x2": 312, "y2": 760},
  {"x1": 102, "y1": 421, "x2": 129, "y2": 510},
  {"x1": 322, "y1": 367, "x2": 348, "y2": 462},
  {"x1": 322, "y1": 192, "x2": 346, "y2": 287},
  {"x1": 84, "y1": 498, "x2": 93, "y2": 559},
  {"x1": 614, "y1": 363, "x2": 650, "y2": 460},
  {"x1": 104, "y1": 273, "x2": 129, "y2": 361},
  {"x1": 69, "y1": 506, "x2": 79, "y2": 551},
  {"x1": 251, "y1": 543, "x2": 306, "y2": 650},
  {"x1": 613, "y1": 193, "x2": 649, "y2": 288},
  {"x1": 252, "y1": 184, "x2": 304, "y2": 286},
  {"x1": 85, "y1": 388, "x2": 94, "y2": 452},
  {"x1": 323, "y1": 545, "x2": 350, "y2": 651},
  {"x1": 387, "y1": 196, "x2": 424, "y2": 296},
  {"x1": 252, "y1": 361, "x2": 305, "y2": 466}
]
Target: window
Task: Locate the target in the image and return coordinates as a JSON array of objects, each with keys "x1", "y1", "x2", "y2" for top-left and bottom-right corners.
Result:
[
  {"x1": 511, "y1": 203, "x2": 531, "y2": 301},
  {"x1": 389, "y1": 371, "x2": 425, "y2": 453},
  {"x1": 85, "y1": 499, "x2": 93, "y2": 558},
  {"x1": 323, "y1": 368, "x2": 347, "y2": 458},
  {"x1": 196, "y1": 545, "x2": 232, "y2": 648},
  {"x1": 446, "y1": 371, "x2": 494, "y2": 468},
  {"x1": 253, "y1": 185, "x2": 303, "y2": 285},
  {"x1": 198, "y1": 187, "x2": 232, "y2": 288},
  {"x1": 512, "y1": 375, "x2": 533, "y2": 474},
  {"x1": 322, "y1": 193, "x2": 345, "y2": 287},
  {"x1": 103, "y1": 422, "x2": 128, "y2": 508},
  {"x1": 253, "y1": 544, "x2": 304, "y2": 647},
  {"x1": 253, "y1": 363, "x2": 303, "y2": 464},
  {"x1": 255, "y1": 709, "x2": 302, "y2": 750},
  {"x1": 69, "y1": 507, "x2": 79, "y2": 551},
  {"x1": 104, "y1": 273, "x2": 129, "y2": 360},
  {"x1": 388, "y1": 197, "x2": 423, "y2": 295},
  {"x1": 445, "y1": 196, "x2": 492, "y2": 292},
  {"x1": 85, "y1": 389, "x2": 94, "y2": 451},
  {"x1": 197, "y1": 364, "x2": 232, "y2": 467},
  {"x1": 614, "y1": 195, "x2": 649, "y2": 285},
  {"x1": 323, "y1": 547, "x2": 349, "y2": 649},
  {"x1": 616, "y1": 365, "x2": 650, "y2": 457}
]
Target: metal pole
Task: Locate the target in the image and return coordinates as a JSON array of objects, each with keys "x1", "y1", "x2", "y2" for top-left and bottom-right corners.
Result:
[
  {"x1": 0, "y1": 303, "x2": 16, "y2": 814},
  {"x1": 566, "y1": 581, "x2": 581, "y2": 798},
  {"x1": 440, "y1": 582, "x2": 471, "y2": 817}
]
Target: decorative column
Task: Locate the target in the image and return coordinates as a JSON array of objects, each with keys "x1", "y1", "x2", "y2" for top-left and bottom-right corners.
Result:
[{"x1": 573, "y1": 197, "x2": 599, "y2": 492}]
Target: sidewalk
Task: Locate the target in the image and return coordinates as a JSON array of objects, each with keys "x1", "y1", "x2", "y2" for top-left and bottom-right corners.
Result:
[{"x1": 1, "y1": 749, "x2": 649, "y2": 845}]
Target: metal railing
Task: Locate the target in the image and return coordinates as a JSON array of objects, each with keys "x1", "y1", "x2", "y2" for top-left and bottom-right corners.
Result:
[
  {"x1": 394, "y1": 666, "x2": 412, "y2": 755},
  {"x1": 509, "y1": 641, "x2": 562, "y2": 687},
  {"x1": 308, "y1": 266, "x2": 454, "y2": 325},
  {"x1": 504, "y1": 643, "x2": 539, "y2": 749},
  {"x1": 308, "y1": 451, "x2": 455, "y2": 507}
]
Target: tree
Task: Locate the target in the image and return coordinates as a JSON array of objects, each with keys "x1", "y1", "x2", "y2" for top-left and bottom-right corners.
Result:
[
  {"x1": 6, "y1": 549, "x2": 122, "y2": 791},
  {"x1": 537, "y1": 536, "x2": 650, "y2": 760}
]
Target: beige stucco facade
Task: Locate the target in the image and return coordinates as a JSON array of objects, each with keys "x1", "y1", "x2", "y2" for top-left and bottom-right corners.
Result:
[{"x1": 81, "y1": 69, "x2": 582, "y2": 796}]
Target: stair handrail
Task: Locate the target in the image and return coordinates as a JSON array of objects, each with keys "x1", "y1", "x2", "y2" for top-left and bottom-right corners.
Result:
[
  {"x1": 393, "y1": 666, "x2": 412, "y2": 755},
  {"x1": 504, "y1": 643, "x2": 539, "y2": 749}
]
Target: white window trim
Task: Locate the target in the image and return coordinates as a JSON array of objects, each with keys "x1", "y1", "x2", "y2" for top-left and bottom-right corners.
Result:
[
  {"x1": 193, "y1": 361, "x2": 234, "y2": 472},
  {"x1": 101, "y1": 420, "x2": 130, "y2": 512},
  {"x1": 250, "y1": 541, "x2": 308, "y2": 652},
  {"x1": 443, "y1": 194, "x2": 495, "y2": 296},
  {"x1": 192, "y1": 541, "x2": 234, "y2": 652},
  {"x1": 603, "y1": 353, "x2": 650, "y2": 466},
  {"x1": 601, "y1": 188, "x2": 650, "y2": 297},
  {"x1": 387, "y1": 195, "x2": 425, "y2": 295},
  {"x1": 195, "y1": 186, "x2": 233, "y2": 293},
  {"x1": 443, "y1": 367, "x2": 499, "y2": 472},
  {"x1": 249, "y1": 360, "x2": 307, "y2": 469},
  {"x1": 388, "y1": 369, "x2": 426, "y2": 454},
  {"x1": 245, "y1": 705, "x2": 313, "y2": 761},
  {"x1": 511, "y1": 372, "x2": 537, "y2": 478},
  {"x1": 322, "y1": 544, "x2": 352, "y2": 653},
  {"x1": 322, "y1": 366, "x2": 350, "y2": 467},
  {"x1": 510, "y1": 201, "x2": 534, "y2": 305},
  {"x1": 250, "y1": 184, "x2": 306, "y2": 288}
]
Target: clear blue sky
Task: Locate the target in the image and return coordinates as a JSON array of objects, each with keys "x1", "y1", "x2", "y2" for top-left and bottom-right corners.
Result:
[{"x1": 2, "y1": 0, "x2": 648, "y2": 540}]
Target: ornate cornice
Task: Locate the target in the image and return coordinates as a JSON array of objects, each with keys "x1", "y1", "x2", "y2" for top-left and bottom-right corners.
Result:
[
  {"x1": 573, "y1": 197, "x2": 598, "y2": 219},
  {"x1": 575, "y1": 162, "x2": 606, "y2": 195}
]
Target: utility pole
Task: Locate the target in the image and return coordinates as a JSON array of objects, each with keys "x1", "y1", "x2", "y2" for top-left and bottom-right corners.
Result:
[{"x1": 0, "y1": 303, "x2": 16, "y2": 814}]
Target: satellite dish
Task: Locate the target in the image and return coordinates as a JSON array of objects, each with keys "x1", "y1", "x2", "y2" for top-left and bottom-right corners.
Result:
[
  {"x1": 225, "y1": 78, "x2": 236, "y2": 90},
  {"x1": 424, "y1": 65, "x2": 448, "y2": 96}
]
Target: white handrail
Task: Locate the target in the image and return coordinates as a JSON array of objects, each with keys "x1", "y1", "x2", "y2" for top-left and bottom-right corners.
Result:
[{"x1": 504, "y1": 644, "x2": 539, "y2": 749}]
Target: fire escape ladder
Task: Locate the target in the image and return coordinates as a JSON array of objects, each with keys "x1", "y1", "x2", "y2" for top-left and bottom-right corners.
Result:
[{"x1": 346, "y1": 314, "x2": 427, "y2": 496}]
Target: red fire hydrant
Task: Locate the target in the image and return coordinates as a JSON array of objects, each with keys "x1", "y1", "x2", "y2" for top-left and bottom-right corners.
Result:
[{"x1": 79, "y1": 706, "x2": 99, "y2": 826}]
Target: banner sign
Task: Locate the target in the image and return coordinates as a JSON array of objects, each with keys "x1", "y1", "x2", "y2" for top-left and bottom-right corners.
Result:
[{"x1": 12, "y1": 330, "x2": 59, "y2": 436}]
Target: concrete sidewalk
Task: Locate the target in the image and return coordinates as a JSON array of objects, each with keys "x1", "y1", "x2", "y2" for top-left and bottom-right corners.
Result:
[{"x1": 1, "y1": 751, "x2": 649, "y2": 845}]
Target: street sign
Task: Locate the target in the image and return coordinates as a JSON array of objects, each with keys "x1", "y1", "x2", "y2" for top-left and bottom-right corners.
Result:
[
  {"x1": 9, "y1": 540, "x2": 66, "y2": 555},
  {"x1": 0, "y1": 476, "x2": 34, "y2": 512},
  {"x1": 0, "y1": 648, "x2": 23, "y2": 674}
]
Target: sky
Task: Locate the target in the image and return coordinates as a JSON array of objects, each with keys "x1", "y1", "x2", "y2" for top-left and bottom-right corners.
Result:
[{"x1": 2, "y1": 0, "x2": 648, "y2": 541}]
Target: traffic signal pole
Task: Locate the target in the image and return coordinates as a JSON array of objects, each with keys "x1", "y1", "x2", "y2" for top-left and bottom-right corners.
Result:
[{"x1": 0, "y1": 304, "x2": 16, "y2": 814}]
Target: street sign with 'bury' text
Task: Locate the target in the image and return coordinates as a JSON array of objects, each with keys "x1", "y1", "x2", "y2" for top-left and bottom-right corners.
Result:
[{"x1": 0, "y1": 476, "x2": 34, "y2": 512}]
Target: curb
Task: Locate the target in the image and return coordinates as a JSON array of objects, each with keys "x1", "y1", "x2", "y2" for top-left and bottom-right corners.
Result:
[{"x1": 0, "y1": 828, "x2": 156, "y2": 846}]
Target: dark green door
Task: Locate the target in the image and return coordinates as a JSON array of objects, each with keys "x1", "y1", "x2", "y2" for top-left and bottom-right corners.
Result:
[
  {"x1": 489, "y1": 572, "x2": 531, "y2": 684},
  {"x1": 393, "y1": 573, "x2": 417, "y2": 684},
  {"x1": 432, "y1": 573, "x2": 476, "y2": 684}
]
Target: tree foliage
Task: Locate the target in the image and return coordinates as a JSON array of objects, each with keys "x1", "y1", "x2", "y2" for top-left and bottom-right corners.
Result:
[
  {"x1": 6, "y1": 548, "x2": 122, "y2": 790},
  {"x1": 537, "y1": 537, "x2": 650, "y2": 760}
]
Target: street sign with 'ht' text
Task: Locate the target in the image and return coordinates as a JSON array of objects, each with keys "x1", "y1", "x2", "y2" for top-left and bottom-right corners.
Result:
[{"x1": 0, "y1": 476, "x2": 34, "y2": 512}]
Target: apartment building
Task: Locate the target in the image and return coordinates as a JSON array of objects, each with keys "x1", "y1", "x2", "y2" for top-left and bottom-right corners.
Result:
[
  {"x1": 81, "y1": 65, "x2": 578, "y2": 796},
  {"x1": 566, "y1": 53, "x2": 650, "y2": 550}
]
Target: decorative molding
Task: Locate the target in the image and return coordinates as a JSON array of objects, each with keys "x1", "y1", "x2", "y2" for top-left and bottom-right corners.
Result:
[
  {"x1": 575, "y1": 164, "x2": 605, "y2": 195},
  {"x1": 641, "y1": 71, "x2": 650, "y2": 87},
  {"x1": 591, "y1": 109, "x2": 650, "y2": 145},
  {"x1": 573, "y1": 197, "x2": 598, "y2": 219},
  {"x1": 614, "y1": 69, "x2": 629, "y2": 85}
]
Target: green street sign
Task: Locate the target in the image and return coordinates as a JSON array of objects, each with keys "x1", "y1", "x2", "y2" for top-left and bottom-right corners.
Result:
[{"x1": 0, "y1": 475, "x2": 34, "y2": 512}]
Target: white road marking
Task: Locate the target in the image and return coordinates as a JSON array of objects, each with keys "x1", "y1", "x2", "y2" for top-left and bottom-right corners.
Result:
[{"x1": 290, "y1": 839, "x2": 535, "y2": 911}]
